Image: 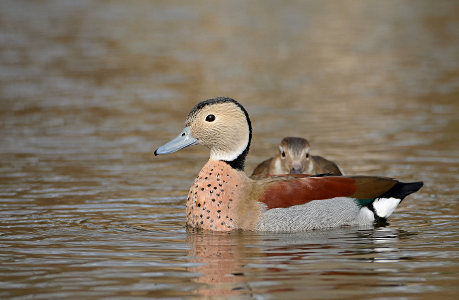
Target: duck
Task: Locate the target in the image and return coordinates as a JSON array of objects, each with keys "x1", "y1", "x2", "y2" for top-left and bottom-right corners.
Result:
[
  {"x1": 154, "y1": 97, "x2": 423, "y2": 232},
  {"x1": 251, "y1": 137, "x2": 343, "y2": 179}
]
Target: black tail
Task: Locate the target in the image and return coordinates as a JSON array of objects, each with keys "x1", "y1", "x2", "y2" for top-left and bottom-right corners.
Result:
[
  {"x1": 379, "y1": 181, "x2": 424, "y2": 202},
  {"x1": 368, "y1": 181, "x2": 423, "y2": 225}
]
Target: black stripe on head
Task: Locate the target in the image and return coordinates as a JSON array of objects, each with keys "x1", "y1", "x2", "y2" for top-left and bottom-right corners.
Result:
[{"x1": 188, "y1": 97, "x2": 252, "y2": 171}]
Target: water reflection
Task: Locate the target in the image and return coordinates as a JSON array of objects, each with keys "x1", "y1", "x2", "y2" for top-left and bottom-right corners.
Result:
[
  {"x1": 185, "y1": 226, "x2": 421, "y2": 298},
  {"x1": 0, "y1": 0, "x2": 458, "y2": 298},
  {"x1": 187, "y1": 229, "x2": 249, "y2": 297}
]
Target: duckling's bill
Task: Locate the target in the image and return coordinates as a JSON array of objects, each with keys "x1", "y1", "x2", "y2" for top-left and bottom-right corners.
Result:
[{"x1": 154, "y1": 126, "x2": 198, "y2": 155}]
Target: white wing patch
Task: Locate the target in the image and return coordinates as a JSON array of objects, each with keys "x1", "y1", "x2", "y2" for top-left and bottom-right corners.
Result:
[{"x1": 373, "y1": 197, "x2": 401, "y2": 218}]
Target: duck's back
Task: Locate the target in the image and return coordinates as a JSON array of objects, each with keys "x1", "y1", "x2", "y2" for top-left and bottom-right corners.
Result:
[
  {"x1": 250, "y1": 157, "x2": 273, "y2": 179},
  {"x1": 311, "y1": 155, "x2": 343, "y2": 175}
]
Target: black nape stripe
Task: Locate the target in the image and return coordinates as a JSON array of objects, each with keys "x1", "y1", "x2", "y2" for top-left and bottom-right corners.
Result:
[
  {"x1": 224, "y1": 148, "x2": 249, "y2": 171},
  {"x1": 190, "y1": 97, "x2": 252, "y2": 171}
]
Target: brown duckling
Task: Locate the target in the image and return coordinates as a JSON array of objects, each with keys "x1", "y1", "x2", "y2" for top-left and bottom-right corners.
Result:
[{"x1": 251, "y1": 137, "x2": 343, "y2": 179}]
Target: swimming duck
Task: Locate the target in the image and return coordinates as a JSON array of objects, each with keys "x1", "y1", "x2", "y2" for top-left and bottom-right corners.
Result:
[
  {"x1": 154, "y1": 97, "x2": 423, "y2": 232},
  {"x1": 251, "y1": 137, "x2": 343, "y2": 179}
]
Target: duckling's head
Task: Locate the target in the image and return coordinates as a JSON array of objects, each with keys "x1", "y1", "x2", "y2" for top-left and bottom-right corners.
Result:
[
  {"x1": 155, "y1": 97, "x2": 252, "y2": 170},
  {"x1": 277, "y1": 137, "x2": 311, "y2": 174}
]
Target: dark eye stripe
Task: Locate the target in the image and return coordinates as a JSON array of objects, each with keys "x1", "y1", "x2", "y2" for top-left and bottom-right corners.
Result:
[{"x1": 205, "y1": 114, "x2": 215, "y2": 122}]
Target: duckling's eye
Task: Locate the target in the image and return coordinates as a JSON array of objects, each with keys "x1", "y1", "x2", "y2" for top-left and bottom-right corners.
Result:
[
  {"x1": 205, "y1": 114, "x2": 215, "y2": 122},
  {"x1": 306, "y1": 153, "x2": 309, "y2": 158},
  {"x1": 281, "y1": 151, "x2": 286, "y2": 158}
]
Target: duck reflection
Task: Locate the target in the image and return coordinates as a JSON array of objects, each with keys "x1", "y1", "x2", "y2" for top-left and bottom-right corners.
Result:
[
  {"x1": 356, "y1": 226, "x2": 415, "y2": 264},
  {"x1": 185, "y1": 225, "x2": 411, "y2": 297},
  {"x1": 186, "y1": 228, "x2": 252, "y2": 297}
]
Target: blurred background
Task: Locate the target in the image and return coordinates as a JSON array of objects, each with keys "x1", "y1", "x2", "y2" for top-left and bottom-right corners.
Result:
[{"x1": 0, "y1": 0, "x2": 458, "y2": 299}]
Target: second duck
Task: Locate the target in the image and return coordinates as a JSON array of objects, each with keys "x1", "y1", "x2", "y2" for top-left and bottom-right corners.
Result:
[{"x1": 251, "y1": 137, "x2": 343, "y2": 179}]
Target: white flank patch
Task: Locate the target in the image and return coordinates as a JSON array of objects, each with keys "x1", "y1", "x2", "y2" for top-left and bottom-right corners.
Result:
[
  {"x1": 373, "y1": 197, "x2": 401, "y2": 218},
  {"x1": 356, "y1": 207, "x2": 375, "y2": 223}
]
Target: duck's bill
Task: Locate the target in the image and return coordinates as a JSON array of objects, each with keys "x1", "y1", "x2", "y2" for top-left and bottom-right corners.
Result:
[{"x1": 154, "y1": 126, "x2": 198, "y2": 155}]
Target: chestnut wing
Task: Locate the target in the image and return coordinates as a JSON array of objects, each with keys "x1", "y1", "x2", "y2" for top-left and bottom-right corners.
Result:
[{"x1": 258, "y1": 175, "x2": 397, "y2": 210}]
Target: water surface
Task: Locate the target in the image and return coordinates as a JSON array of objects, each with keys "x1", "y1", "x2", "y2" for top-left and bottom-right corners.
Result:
[{"x1": 0, "y1": 0, "x2": 458, "y2": 299}]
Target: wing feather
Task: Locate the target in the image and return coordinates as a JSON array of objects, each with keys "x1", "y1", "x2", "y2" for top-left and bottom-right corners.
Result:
[{"x1": 257, "y1": 175, "x2": 398, "y2": 210}]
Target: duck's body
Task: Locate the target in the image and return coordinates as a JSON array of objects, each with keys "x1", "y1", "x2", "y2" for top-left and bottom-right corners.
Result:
[
  {"x1": 251, "y1": 137, "x2": 342, "y2": 179},
  {"x1": 155, "y1": 97, "x2": 423, "y2": 232}
]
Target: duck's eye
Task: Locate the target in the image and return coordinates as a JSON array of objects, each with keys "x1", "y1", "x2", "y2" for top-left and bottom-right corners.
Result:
[
  {"x1": 205, "y1": 114, "x2": 215, "y2": 122},
  {"x1": 281, "y1": 151, "x2": 286, "y2": 158}
]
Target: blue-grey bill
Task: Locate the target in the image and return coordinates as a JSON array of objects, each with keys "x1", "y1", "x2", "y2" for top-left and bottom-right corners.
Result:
[{"x1": 154, "y1": 126, "x2": 198, "y2": 155}]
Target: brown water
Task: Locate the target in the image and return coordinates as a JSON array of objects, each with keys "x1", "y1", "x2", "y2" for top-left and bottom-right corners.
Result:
[{"x1": 1, "y1": 0, "x2": 458, "y2": 299}]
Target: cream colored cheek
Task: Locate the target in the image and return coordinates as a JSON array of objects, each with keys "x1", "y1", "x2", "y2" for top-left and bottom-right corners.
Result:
[{"x1": 273, "y1": 158, "x2": 284, "y2": 174}]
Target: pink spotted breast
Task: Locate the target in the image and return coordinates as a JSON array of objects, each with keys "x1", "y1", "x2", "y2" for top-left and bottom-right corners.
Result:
[{"x1": 186, "y1": 160, "x2": 247, "y2": 231}]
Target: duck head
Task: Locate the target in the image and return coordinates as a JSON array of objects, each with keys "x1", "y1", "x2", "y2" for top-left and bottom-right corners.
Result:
[
  {"x1": 277, "y1": 137, "x2": 311, "y2": 174},
  {"x1": 154, "y1": 97, "x2": 252, "y2": 170}
]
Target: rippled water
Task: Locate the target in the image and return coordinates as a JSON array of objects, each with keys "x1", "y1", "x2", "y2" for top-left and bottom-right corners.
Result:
[{"x1": 1, "y1": 0, "x2": 458, "y2": 299}]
